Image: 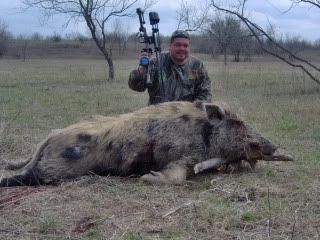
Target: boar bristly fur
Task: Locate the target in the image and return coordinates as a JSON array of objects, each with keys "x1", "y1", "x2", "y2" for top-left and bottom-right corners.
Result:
[{"x1": 0, "y1": 101, "x2": 292, "y2": 187}]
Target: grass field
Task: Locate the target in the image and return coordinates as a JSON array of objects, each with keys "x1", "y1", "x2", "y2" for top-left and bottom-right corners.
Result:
[{"x1": 0, "y1": 57, "x2": 319, "y2": 240}]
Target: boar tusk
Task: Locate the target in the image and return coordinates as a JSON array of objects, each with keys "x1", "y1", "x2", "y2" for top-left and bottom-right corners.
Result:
[
  {"x1": 262, "y1": 154, "x2": 294, "y2": 161},
  {"x1": 194, "y1": 158, "x2": 227, "y2": 174}
]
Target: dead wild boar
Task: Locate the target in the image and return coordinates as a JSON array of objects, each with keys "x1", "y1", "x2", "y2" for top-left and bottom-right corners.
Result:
[{"x1": 0, "y1": 101, "x2": 293, "y2": 187}]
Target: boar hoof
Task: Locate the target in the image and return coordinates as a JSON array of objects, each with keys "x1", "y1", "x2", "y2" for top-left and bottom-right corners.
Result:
[
  {"x1": 140, "y1": 163, "x2": 187, "y2": 185},
  {"x1": 140, "y1": 171, "x2": 169, "y2": 184},
  {"x1": 194, "y1": 158, "x2": 226, "y2": 174}
]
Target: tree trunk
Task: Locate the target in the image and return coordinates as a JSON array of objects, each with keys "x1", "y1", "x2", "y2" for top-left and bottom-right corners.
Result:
[
  {"x1": 210, "y1": 49, "x2": 215, "y2": 59},
  {"x1": 234, "y1": 50, "x2": 240, "y2": 62},
  {"x1": 104, "y1": 53, "x2": 114, "y2": 81},
  {"x1": 22, "y1": 40, "x2": 28, "y2": 62}
]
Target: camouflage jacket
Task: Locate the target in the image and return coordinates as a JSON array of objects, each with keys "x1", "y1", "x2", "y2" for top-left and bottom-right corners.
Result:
[{"x1": 128, "y1": 52, "x2": 212, "y2": 105}]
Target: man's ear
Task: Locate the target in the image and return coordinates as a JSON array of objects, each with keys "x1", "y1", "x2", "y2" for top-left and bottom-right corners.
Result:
[{"x1": 204, "y1": 103, "x2": 225, "y2": 121}]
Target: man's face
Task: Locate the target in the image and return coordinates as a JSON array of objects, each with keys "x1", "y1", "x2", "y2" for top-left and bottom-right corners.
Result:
[{"x1": 169, "y1": 38, "x2": 190, "y2": 65}]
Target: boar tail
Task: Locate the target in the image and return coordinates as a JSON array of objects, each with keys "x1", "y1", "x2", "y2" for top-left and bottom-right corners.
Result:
[
  {"x1": 1, "y1": 158, "x2": 32, "y2": 170},
  {"x1": 0, "y1": 136, "x2": 51, "y2": 187},
  {"x1": 0, "y1": 167, "x2": 41, "y2": 187}
]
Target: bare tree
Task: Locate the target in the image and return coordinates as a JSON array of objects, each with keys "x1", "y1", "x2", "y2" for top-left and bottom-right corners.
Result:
[
  {"x1": 290, "y1": 0, "x2": 320, "y2": 8},
  {"x1": 284, "y1": 35, "x2": 310, "y2": 57},
  {"x1": 22, "y1": 0, "x2": 153, "y2": 81},
  {"x1": 177, "y1": 3, "x2": 254, "y2": 63},
  {"x1": 209, "y1": 0, "x2": 320, "y2": 86},
  {"x1": 177, "y1": 0, "x2": 209, "y2": 31},
  {"x1": 177, "y1": 0, "x2": 320, "y2": 86},
  {"x1": 315, "y1": 38, "x2": 320, "y2": 48},
  {"x1": 30, "y1": 32, "x2": 44, "y2": 40},
  {"x1": 207, "y1": 15, "x2": 245, "y2": 64},
  {"x1": 0, "y1": 18, "x2": 11, "y2": 57},
  {"x1": 108, "y1": 18, "x2": 129, "y2": 57}
]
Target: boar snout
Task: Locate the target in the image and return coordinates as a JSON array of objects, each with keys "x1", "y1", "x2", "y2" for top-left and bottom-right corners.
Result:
[
  {"x1": 245, "y1": 141, "x2": 293, "y2": 162},
  {"x1": 260, "y1": 141, "x2": 277, "y2": 155}
]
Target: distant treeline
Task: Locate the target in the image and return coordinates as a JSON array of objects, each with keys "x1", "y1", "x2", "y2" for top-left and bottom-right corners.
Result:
[{"x1": 1, "y1": 23, "x2": 320, "y2": 61}]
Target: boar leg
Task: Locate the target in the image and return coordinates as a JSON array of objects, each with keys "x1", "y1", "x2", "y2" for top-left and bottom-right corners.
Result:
[
  {"x1": 140, "y1": 162, "x2": 187, "y2": 185},
  {"x1": 194, "y1": 158, "x2": 226, "y2": 174}
]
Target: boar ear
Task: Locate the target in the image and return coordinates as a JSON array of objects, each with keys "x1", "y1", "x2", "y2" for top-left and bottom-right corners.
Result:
[{"x1": 204, "y1": 103, "x2": 225, "y2": 121}]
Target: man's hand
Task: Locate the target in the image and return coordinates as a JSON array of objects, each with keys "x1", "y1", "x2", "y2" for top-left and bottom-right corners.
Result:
[{"x1": 138, "y1": 48, "x2": 152, "y2": 75}]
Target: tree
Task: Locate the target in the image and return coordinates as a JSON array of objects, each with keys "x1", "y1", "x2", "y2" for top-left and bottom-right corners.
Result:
[
  {"x1": 30, "y1": 32, "x2": 44, "y2": 40},
  {"x1": 112, "y1": 19, "x2": 129, "y2": 56},
  {"x1": 49, "y1": 32, "x2": 62, "y2": 42},
  {"x1": 177, "y1": 3, "x2": 254, "y2": 63},
  {"x1": 315, "y1": 38, "x2": 320, "y2": 49},
  {"x1": 284, "y1": 35, "x2": 310, "y2": 57},
  {"x1": 290, "y1": 0, "x2": 320, "y2": 8},
  {"x1": 23, "y1": 0, "x2": 153, "y2": 81},
  {"x1": 0, "y1": 18, "x2": 11, "y2": 57},
  {"x1": 210, "y1": 0, "x2": 320, "y2": 85},
  {"x1": 207, "y1": 16, "x2": 244, "y2": 64},
  {"x1": 106, "y1": 19, "x2": 129, "y2": 57},
  {"x1": 177, "y1": 0, "x2": 320, "y2": 86}
]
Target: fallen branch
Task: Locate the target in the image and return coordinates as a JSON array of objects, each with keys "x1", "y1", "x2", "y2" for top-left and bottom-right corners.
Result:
[
  {"x1": 290, "y1": 218, "x2": 297, "y2": 240},
  {"x1": 267, "y1": 188, "x2": 272, "y2": 239},
  {"x1": 160, "y1": 200, "x2": 195, "y2": 218}
]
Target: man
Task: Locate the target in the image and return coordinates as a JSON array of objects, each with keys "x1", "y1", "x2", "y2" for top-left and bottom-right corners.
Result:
[{"x1": 128, "y1": 30, "x2": 212, "y2": 105}]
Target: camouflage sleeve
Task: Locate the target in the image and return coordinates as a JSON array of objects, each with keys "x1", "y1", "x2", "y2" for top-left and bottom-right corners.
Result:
[
  {"x1": 194, "y1": 62, "x2": 212, "y2": 102},
  {"x1": 128, "y1": 69, "x2": 147, "y2": 92}
]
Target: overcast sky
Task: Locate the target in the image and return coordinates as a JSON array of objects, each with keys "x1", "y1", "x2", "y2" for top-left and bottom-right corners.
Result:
[{"x1": 0, "y1": 0, "x2": 319, "y2": 42}]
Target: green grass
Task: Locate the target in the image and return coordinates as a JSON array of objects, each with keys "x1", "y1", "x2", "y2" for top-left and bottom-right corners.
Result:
[
  {"x1": 124, "y1": 232, "x2": 143, "y2": 240},
  {"x1": 38, "y1": 217, "x2": 57, "y2": 234},
  {"x1": 0, "y1": 57, "x2": 319, "y2": 240},
  {"x1": 241, "y1": 212, "x2": 262, "y2": 222}
]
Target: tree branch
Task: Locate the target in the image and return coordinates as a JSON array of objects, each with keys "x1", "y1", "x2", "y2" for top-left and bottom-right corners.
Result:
[
  {"x1": 210, "y1": 0, "x2": 320, "y2": 86},
  {"x1": 291, "y1": 0, "x2": 320, "y2": 8},
  {"x1": 22, "y1": 0, "x2": 152, "y2": 80}
]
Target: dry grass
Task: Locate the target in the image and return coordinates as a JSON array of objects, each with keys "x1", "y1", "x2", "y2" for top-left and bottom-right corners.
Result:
[{"x1": 0, "y1": 57, "x2": 319, "y2": 239}]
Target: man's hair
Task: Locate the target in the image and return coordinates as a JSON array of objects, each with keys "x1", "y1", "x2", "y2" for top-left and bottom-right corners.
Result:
[{"x1": 170, "y1": 30, "x2": 190, "y2": 43}]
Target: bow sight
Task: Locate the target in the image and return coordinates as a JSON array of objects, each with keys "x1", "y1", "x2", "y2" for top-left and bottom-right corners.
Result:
[
  {"x1": 136, "y1": 8, "x2": 160, "y2": 51},
  {"x1": 136, "y1": 8, "x2": 165, "y2": 102}
]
